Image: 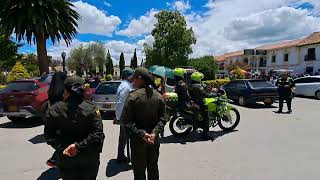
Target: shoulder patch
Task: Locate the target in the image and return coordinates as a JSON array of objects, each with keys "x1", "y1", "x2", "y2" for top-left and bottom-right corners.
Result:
[{"x1": 95, "y1": 109, "x2": 101, "y2": 116}]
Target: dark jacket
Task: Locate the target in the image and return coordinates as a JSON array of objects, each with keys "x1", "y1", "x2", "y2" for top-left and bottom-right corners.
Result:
[
  {"x1": 276, "y1": 77, "x2": 295, "y2": 96},
  {"x1": 189, "y1": 82, "x2": 209, "y2": 106},
  {"x1": 44, "y1": 100, "x2": 105, "y2": 154},
  {"x1": 174, "y1": 80, "x2": 192, "y2": 106},
  {"x1": 122, "y1": 87, "x2": 166, "y2": 144}
]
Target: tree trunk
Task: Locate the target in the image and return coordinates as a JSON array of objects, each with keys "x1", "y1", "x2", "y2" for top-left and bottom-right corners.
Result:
[{"x1": 36, "y1": 34, "x2": 49, "y2": 75}]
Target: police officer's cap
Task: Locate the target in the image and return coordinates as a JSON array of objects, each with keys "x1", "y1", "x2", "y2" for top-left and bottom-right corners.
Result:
[
  {"x1": 64, "y1": 75, "x2": 85, "y2": 87},
  {"x1": 122, "y1": 67, "x2": 134, "y2": 78},
  {"x1": 134, "y1": 67, "x2": 154, "y2": 82}
]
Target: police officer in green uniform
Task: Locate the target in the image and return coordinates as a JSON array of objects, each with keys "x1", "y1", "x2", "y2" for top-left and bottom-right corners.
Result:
[
  {"x1": 173, "y1": 68, "x2": 200, "y2": 125},
  {"x1": 44, "y1": 75, "x2": 105, "y2": 180},
  {"x1": 122, "y1": 67, "x2": 166, "y2": 180},
  {"x1": 276, "y1": 72, "x2": 295, "y2": 113},
  {"x1": 188, "y1": 72, "x2": 213, "y2": 140}
]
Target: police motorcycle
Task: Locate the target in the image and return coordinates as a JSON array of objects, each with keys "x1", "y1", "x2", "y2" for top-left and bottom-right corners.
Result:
[{"x1": 163, "y1": 89, "x2": 240, "y2": 137}]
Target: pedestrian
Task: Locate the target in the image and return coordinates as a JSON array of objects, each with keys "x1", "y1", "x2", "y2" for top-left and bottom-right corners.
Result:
[
  {"x1": 114, "y1": 68, "x2": 134, "y2": 163},
  {"x1": 44, "y1": 75, "x2": 105, "y2": 180},
  {"x1": 122, "y1": 67, "x2": 166, "y2": 180},
  {"x1": 46, "y1": 71, "x2": 67, "y2": 167},
  {"x1": 275, "y1": 72, "x2": 295, "y2": 113}
]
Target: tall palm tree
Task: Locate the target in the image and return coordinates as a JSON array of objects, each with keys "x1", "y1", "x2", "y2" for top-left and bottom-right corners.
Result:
[{"x1": 0, "y1": 0, "x2": 80, "y2": 74}]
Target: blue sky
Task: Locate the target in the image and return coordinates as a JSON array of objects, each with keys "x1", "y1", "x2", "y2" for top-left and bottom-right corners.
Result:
[{"x1": 18, "y1": 0, "x2": 320, "y2": 65}]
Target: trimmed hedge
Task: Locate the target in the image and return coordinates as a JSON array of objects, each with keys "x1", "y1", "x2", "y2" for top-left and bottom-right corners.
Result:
[
  {"x1": 203, "y1": 78, "x2": 230, "y2": 88},
  {"x1": 7, "y1": 62, "x2": 31, "y2": 82}
]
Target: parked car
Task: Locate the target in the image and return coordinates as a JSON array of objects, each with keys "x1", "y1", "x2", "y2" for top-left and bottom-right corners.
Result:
[
  {"x1": 223, "y1": 79, "x2": 278, "y2": 106},
  {"x1": 39, "y1": 73, "x2": 54, "y2": 84},
  {"x1": 0, "y1": 80, "x2": 49, "y2": 122},
  {"x1": 91, "y1": 81, "x2": 122, "y2": 114},
  {"x1": 293, "y1": 76, "x2": 320, "y2": 99},
  {"x1": 40, "y1": 72, "x2": 96, "y2": 100}
]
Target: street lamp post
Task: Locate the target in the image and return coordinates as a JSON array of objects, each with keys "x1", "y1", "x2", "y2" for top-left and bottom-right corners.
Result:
[{"x1": 61, "y1": 51, "x2": 66, "y2": 72}]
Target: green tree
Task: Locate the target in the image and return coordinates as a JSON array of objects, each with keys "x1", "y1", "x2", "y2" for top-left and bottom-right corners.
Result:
[
  {"x1": 106, "y1": 50, "x2": 114, "y2": 75},
  {"x1": 87, "y1": 42, "x2": 106, "y2": 74},
  {"x1": 0, "y1": 35, "x2": 22, "y2": 71},
  {"x1": 188, "y1": 56, "x2": 218, "y2": 80},
  {"x1": 22, "y1": 53, "x2": 40, "y2": 76},
  {"x1": 7, "y1": 61, "x2": 31, "y2": 82},
  {"x1": 0, "y1": 0, "x2": 80, "y2": 74},
  {"x1": 146, "y1": 10, "x2": 196, "y2": 67},
  {"x1": 130, "y1": 49, "x2": 138, "y2": 69},
  {"x1": 119, "y1": 53, "x2": 125, "y2": 76},
  {"x1": 67, "y1": 45, "x2": 93, "y2": 76}
]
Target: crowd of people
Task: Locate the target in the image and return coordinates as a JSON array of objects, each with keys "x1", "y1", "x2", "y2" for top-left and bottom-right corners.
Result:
[
  {"x1": 43, "y1": 66, "x2": 300, "y2": 180},
  {"x1": 44, "y1": 67, "x2": 166, "y2": 180}
]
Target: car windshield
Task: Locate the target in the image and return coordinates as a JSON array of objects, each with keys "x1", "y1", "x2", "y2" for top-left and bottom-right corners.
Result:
[
  {"x1": 39, "y1": 74, "x2": 52, "y2": 84},
  {"x1": 95, "y1": 82, "x2": 121, "y2": 94},
  {"x1": 248, "y1": 81, "x2": 274, "y2": 88},
  {"x1": 2, "y1": 82, "x2": 38, "y2": 93}
]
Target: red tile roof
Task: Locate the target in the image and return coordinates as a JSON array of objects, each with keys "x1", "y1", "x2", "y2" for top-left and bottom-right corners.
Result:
[
  {"x1": 297, "y1": 32, "x2": 320, "y2": 46},
  {"x1": 215, "y1": 51, "x2": 243, "y2": 62},
  {"x1": 256, "y1": 39, "x2": 302, "y2": 50},
  {"x1": 215, "y1": 32, "x2": 319, "y2": 62}
]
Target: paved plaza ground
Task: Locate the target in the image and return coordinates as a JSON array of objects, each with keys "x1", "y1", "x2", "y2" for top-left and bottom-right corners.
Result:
[{"x1": 0, "y1": 97, "x2": 319, "y2": 180}]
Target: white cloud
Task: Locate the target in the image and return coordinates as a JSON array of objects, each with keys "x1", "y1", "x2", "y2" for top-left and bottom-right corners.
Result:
[
  {"x1": 47, "y1": 39, "x2": 89, "y2": 60},
  {"x1": 224, "y1": 7, "x2": 320, "y2": 43},
  {"x1": 117, "y1": 10, "x2": 158, "y2": 37},
  {"x1": 73, "y1": 1, "x2": 121, "y2": 36},
  {"x1": 186, "y1": 0, "x2": 320, "y2": 56},
  {"x1": 167, "y1": 1, "x2": 191, "y2": 12},
  {"x1": 103, "y1": 1, "x2": 112, "y2": 7},
  {"x1": 105, "y1": 38, "x2": 149, "y2": 65}
]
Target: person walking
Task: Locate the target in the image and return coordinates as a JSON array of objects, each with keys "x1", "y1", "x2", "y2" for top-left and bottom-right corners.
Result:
[
  {"x1": 122, "y1": 67, "x2": 166, "y2": 180},
  {"x1": 115, "y1": 68, "x2": 134, "y2": 163},
  {"x1": 276, "y1": 72, "x2": 295, "y2": 113},
  {"x1": 44, "y1": 75, "x2": 105, "y2": 180}
]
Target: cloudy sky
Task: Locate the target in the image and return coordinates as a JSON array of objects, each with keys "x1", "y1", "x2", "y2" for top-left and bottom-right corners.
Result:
[{"x1": 19, "y1": 0, "x2": 320, "y2": 65}]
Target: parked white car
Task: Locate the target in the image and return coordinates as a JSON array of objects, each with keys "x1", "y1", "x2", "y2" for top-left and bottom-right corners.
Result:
[
  {"x1": 91, "y1": 81, "x2": 122, "y2": 113},
  {"x1": 294, "y1": 76, "x2": 320, "y2": 99}
]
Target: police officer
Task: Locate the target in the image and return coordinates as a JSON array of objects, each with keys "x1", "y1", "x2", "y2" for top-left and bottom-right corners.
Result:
[
  {"x1": 44, "y1": 75, "x2": 105, "y2": 180},
  {"x1": 122, "y1": 67, "x2": 166, "y2": 180},
  {"x1": 173, "y1": 68, "x2": 200, "y2": 124},
  {"x1": 188, "y1": 72, "x2": 213, "y2": 140},
  {"x1": 276, "y1": 72, "x2": 295, "y2": 113}
]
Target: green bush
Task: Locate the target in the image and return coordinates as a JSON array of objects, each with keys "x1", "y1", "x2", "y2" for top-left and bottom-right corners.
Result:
[
  {"x1": 7, "y1": 61, "x2": 31, "y2": 82},
  {"x1": 0, "y1": 73, "x2": 7, "y2": 84},
  {"x1": 203, "y1": 78, "x2": 230, "y2": 88}
]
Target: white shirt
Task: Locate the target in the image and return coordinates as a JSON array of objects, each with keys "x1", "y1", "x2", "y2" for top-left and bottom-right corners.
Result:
[{"x1": 115, "y1": 80, "x2": 134, "y2": 121}]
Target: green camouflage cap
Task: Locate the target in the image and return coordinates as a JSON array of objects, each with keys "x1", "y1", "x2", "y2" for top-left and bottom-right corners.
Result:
[
  {"x1": 64, "y1": 75, "x2": 85, "y2": 86},
  {"x1": 134, "y1": 67, "x2": 154, "y2": 84},
  {"x1": 122, "y1": 67, "x2": 134, "y2": 78}
]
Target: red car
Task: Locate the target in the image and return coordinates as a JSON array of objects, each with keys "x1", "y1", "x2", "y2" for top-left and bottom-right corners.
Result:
[{"x1": 0, "y1": 79, "x2": 49, "y2": 122}]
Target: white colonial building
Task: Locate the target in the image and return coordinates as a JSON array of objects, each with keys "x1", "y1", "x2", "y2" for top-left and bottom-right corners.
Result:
[{"x1": 216, "y1": 32, "x2": 320, "y2": 76}]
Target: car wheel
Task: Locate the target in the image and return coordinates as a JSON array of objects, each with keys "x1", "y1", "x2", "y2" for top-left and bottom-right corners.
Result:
[
  {"x1": 238, "y1": 96, "x2": 247, "y2": 106},
  {"x1": 315, "y1": 91, "x2": 320, "y2": 100},
  {"x1": 264, "y1": 102, "x2": 273, "y2": 107},
  {"x1": 7, "y1": 117, "x2": 25, "y2": 123}
]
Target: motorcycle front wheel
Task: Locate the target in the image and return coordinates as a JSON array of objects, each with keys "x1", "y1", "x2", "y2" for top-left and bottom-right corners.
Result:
[
  {"x1": 169, "y1": 116, "x2": 193, "y2": 137},
  {"x1": 218, "y1": 108, "x2": 240, "y2": 131}
]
